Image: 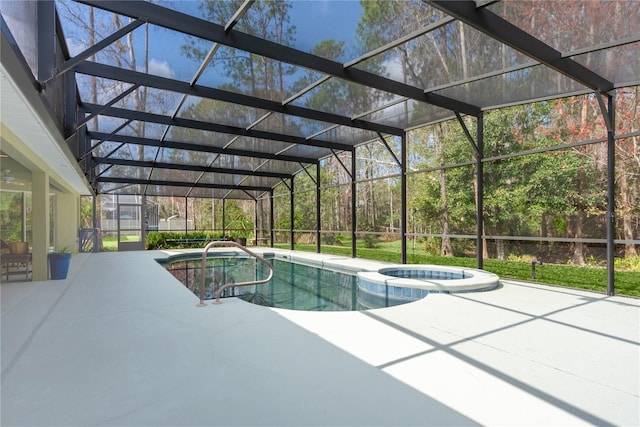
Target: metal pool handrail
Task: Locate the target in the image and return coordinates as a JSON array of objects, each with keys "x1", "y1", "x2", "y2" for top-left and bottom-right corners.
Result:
[{"x1": 197, "y1": 240, "x2": 274, "y2": 306}]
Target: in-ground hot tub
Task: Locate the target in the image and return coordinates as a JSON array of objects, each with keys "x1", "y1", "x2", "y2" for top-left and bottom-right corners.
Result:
[{"x1": 357, "y1": 265, "x2": 500, "y2": 307}]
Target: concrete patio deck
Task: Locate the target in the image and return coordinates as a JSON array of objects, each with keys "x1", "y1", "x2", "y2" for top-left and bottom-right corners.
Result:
[{"x1": 1, "y1": 250, "x2": 638, "y2": 426}]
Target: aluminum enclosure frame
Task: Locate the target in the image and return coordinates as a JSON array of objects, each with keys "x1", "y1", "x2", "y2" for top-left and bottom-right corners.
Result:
[{"x1": 3, "y1": 0, "x2": 637, "y2": 295}]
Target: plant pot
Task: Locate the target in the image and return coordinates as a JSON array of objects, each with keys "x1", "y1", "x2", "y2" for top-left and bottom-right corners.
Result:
[
  {"x1": 9, "y1": 242, "x2": 28, "y2": 254},
  {"x1": 48, "y1": 253, "x2": 71, "y2": 280}
]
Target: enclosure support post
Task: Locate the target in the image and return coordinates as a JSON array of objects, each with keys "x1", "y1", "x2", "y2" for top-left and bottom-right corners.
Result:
[
  {"x1": 141, "y1": 194, "x2": 147, "y2": 246},
  {"x1": 290, "y1": 177, "x2": 295, "y2": 250},
  {"x1": 270, "y1": 190, "x2": 274, "y2": 248},
  {"x1": 92, "y1": 193, "x2": 98, "y2": 229},
  {"x1": 477, "y1": 113, "x2": 484, "y2": 270},
  {"x1": 351, "y1": 148, "x2": 357, "y2": 258},
  {"x1": 316, "y1": 163, "x2": 321, "y2": 253},
  {"x1": 184, "y1": 196, "x2": 188, "y2": 234},
  {"x1": 222, "y1": 198, "x2": 226, "y2": 237},
  {"x1": 455, "y1": 112, "x2": 484, "y2": 269},
  {"x1": 20, "y1": 192, "x2": 26, "y2": 242},
  {"x1": 401, "y1": 132, "x2": 408, "y2": 264},
  {"x1": 254, "y1": 199, "x2": 258, "y2": 246},
  {"x1": 604, "y1": 94, "x2": 616, "y2": 295}
]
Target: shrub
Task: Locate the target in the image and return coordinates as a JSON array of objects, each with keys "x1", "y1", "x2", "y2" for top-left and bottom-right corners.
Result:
[
  {"x1": 615, "y1": 255, "x2": 640, "y2": 272},
  {"x1": 362, "y1": 233, "x2": 380, "y2": 249},
  {"x1": 421, "y1": 237, "x2": 440, "y2": 255},
  {"x1": 322, "y1": 234, "x2": 337, "y2": 245},
  {"x1": 506, "y1": 253, "x2": 537, "y2": 263},
  {"x1": 145, "y1": 231, "x2": 225, "y2": 249}
]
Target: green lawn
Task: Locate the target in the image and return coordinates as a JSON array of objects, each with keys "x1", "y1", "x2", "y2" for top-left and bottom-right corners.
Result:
[
  {"x1": 101, "y1": 235, "x2": 140, "y2": 252},
  {"x1": 275, "y1": 241, "x2": 640, "y2": 297}
]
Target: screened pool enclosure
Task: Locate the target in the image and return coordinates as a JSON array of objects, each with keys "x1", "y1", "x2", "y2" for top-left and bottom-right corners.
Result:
[{"x1": 1, "y1": 1, "x2": 639, "y2": 294}]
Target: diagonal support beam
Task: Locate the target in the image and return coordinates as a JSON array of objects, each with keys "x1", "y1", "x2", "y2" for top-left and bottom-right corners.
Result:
[
  {"x1": 330, "y1": 149, "x2": 353, "y2": 179},
  {"x1": 428, "y1": 1, "x2": 613, "y2": 93},
  {"x1": 239, "y1": 189, "x2": 257, "y2": 201},
  {"x1": 455, "y1": 112, "x2": 479, "y2": 156},
  {"x1": 96, "y1": 161, "x2": 117, "y2": 179},
  {"x1": 298, "y1": 163, "x2": 317, "y2": 185},
  {"x1": 595, "y1": 92, "x2": 613, "y2": 133},
  {"x1": 76, "y1": 0, "x2": 480, "y2": 116},
  {"x1": 278, "y1": 178, "x2": 292, "y2": 192},
  {"x1": 376, "y1": 132, "x2": 401, "y2": 167}
]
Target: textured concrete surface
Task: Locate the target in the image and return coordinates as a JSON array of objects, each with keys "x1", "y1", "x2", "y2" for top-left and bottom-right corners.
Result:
[{"x1": 2, "y1": 250, "x2": 638, "y2": 426}]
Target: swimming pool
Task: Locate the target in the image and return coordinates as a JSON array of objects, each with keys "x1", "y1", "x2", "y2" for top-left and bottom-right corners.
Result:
[
  {"x1": 161, "y1": 254, "x2": 423, "y2": 311},
  {"x1": 161, "y1": 249, "x2": 500, "y2": 311}
]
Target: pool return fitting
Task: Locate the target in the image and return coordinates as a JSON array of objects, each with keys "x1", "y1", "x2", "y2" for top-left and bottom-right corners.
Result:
[{"x1": 197, "y1": 240, "x2": 274, "y2": 306}]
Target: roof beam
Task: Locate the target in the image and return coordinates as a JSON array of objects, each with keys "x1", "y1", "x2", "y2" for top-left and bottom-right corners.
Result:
[
  {"x1": 93, "y1": 157, "x2": 293, "y2": 179},
  {"x1": 76, "y1": 0, "x2": 480, "y2": 116},
  {"x1": 82, "y1": 103, "x2": 352, "y2": 152},
  {"x1": 95, "y1": 176, "x2": 273, "y2": 192},
  {"x1": 428, "y1": 1, "x2": 614, "y2": 93},
  {"x1": 74, "y1": 61, "x2": 403, "y2": 136},
  {"x1": 88, "y1": 132, "x2": 318, "y2": 164}
]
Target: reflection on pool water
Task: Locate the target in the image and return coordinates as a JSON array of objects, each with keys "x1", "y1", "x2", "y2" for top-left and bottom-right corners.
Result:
[{"x1": 161, "y1": 255, "x2": 423, "y2": 311}]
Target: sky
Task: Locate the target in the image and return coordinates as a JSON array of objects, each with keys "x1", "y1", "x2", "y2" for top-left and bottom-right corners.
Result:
[{"x1": 144, "y1": 0, "x2": 365, "y2": 82}]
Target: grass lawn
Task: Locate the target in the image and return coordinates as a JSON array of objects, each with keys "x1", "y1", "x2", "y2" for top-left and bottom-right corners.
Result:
[
  {"x1": 101, "y1": 235, "x2": 141, "y2": 251},
  {"x1": 275, "y1": 240, "x2": 640, "y2": 297}
]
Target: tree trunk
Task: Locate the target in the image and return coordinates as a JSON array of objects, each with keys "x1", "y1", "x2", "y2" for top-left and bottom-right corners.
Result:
[
  {"x1": 459, "y1": 22, "x2": 468, "y2": 80},
  {"x1": 440, "y1": 171, "x2": 452, "y2": 256},
  {"x1": 496, "y1": 239, "x2": 505, "y2": 260},
  {"x1": 368, "y1": 176, "x2": 376, "y2": 229},
  {"x1": 211, "y1": 199, "x2": 216, "y2": 231},
  {"x1": 570, "y1": 215, "x2": 586, "y2": 266},
  {"x1": 388, "y1": 180, "x2": 394, "y2": 232},
  {"x1": 620, "y1": 168, "x2": 638, "y2": 257},
  {"x1": 126, "y1": 19, "x2": 146, "y2": 175},
  {"x1": 472, "y1": 156, "x2": 488, "y2": 259},
  {"x1": 334, "y1": 189, "x2": 340, "y2": 232},
  {"x1": 571, "y1": 169, "x2": 586, "y2": 266},
  {"x1": 437, "y1": 125, "x2": 453, "y2": 256}
]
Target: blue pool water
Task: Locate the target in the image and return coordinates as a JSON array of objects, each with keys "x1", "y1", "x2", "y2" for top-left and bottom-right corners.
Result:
[{"x1": 161, "y1": 255, "x2": 423, "y2": 311}]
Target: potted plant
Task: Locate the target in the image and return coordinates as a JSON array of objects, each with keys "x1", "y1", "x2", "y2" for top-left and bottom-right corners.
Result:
[{"x1": 48, "y1": 246, "x2": 71, "y2": 280}]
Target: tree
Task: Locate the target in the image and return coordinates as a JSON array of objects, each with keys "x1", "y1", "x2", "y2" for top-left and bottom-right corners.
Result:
[
  {"x1": 224, "y1": 200, "x2": 254, "y2": 239},
  {"x1": 615, "y1": 87, "x2": 640, "y2": 258}
]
